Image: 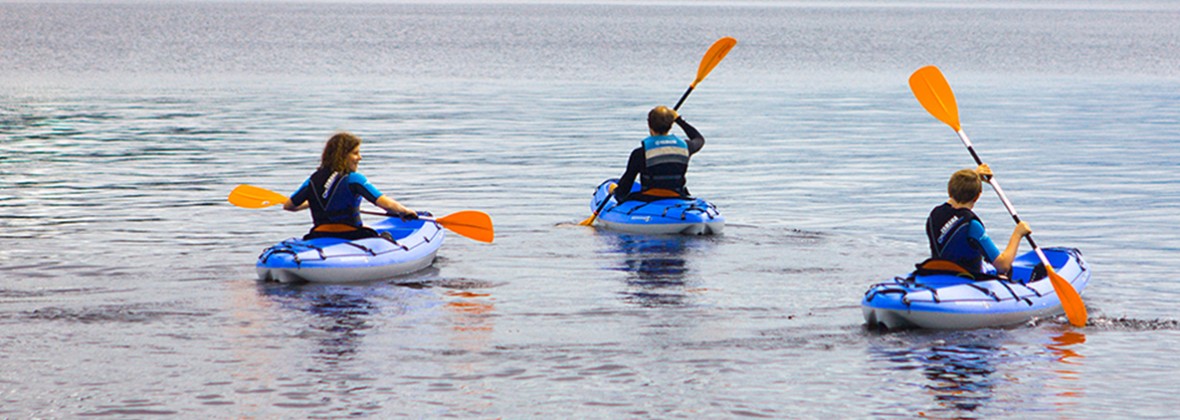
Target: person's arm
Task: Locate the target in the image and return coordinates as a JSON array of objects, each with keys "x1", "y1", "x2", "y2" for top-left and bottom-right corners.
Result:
[
  {"x1": 283, "y1": 179, "x2": 312, "y2": 212},
  {"x1": 375, "y1": 195, "x2": 414, "y2": 217},
  {"x1": 282, "y1": 199, "x2": 309, "y2": 212},
  {"x1": 676, "y1": 117, "x2": 705, "y2": 155},
  {"x1": 350, "y1": 172, "x2": 416, "y2": 217},
  {"x1": 992, "y1": 221, "x2": 1032, "y2": 274},
  {"x1": 614, "y1": 147, "x2": 644, "y2": 202}
]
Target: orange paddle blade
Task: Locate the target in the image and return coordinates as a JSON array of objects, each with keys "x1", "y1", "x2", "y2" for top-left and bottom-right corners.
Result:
[
  {"x1": 436, "y1": 210, "x2": 495, "y2": 243},
  {"x1": 228, "y1": 184, "x2": 287, "y2": 209},
  {"x1": 1047, "y1": 265, "x2": 1088, "y2": 327},
  {"x1": 692, "y1": 36, "x2": 737, "y2": 87},
  {"x1": 908, "y1": 65, "x2": 962, "y2": 131}
]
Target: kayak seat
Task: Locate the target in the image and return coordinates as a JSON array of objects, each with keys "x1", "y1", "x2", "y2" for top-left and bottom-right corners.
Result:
[{"x1": 913, "y1": 259, "x2": 975, "y2": 279}]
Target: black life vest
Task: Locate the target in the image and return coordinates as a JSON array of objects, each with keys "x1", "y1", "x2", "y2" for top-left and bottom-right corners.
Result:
[
  {"x1": 306, "y1": 168, "x2": 362, "y2": 228},
  {"x1": 925, "y1": 202, "x2": 985, "y2": 272}
]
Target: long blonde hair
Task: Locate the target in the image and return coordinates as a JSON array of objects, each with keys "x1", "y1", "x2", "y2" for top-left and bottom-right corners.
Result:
[{"x1": 320, "y1": 132, "x2": 361, "y2": 173}]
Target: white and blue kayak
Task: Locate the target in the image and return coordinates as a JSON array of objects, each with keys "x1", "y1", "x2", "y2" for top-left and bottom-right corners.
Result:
[
  {"x1": 590, "y1": 178, "x2": 724, "y2": 235},
  {"x1": 862, "y1": 247, "x2": 1090, "y2": 330},
  {"x1": 256, "y1": 217, "x2": 444, "y2": 283}
]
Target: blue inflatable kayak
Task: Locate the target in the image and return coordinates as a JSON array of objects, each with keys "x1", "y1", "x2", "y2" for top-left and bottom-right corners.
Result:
[
  {"x1": 589, "y1": 178, "x2": 724, "y2": 235},
  {"x1": 862, "y1": 248, "x2": 1090, "y2": 330},
  {"x1": 256, "y1": 217, "x2": 444, "y2": 283}
]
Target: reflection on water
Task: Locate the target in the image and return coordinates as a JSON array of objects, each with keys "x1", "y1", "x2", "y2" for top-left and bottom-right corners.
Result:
[
  {"x1": 870, "y1": 331, "x2": 1006, "y2": 416},
  {"x1": 1048, "y1": 330, "x2": 1086, "y2": 366},
  {"x1": 256, "y1": 282, "x2": 381, "y2": 364},
  {"x1": 441, "y1": 290, "x2": 497, "y2": 414},
  {"x1": 599, "y1": 233, "x2": 709, "y2": 307},
  {"x1": 1046, "y1": 330, "x2": 1086, "y2": 404},
  {"x1": 869, "y1": 329, "x2": 1090, "y2": 418},
  {"x1": 919, "y1": 343, "x2": 999, "y2": 412},
  {"x1": 445, "y1": 291, "x2": 495, "y2": 334}
]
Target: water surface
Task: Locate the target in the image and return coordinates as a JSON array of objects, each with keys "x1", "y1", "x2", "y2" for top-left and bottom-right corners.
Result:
[{"x1": 2, "y1": 2, "x2": 1179, "y2": 417}]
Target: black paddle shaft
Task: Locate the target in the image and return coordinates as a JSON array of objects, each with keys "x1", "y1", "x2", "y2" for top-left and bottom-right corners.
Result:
[
  {"x1": 672, "y1": 86, "x2": 694, "y2": 111},
  {"x1": 962, "y1": 143, "x2": 1042, "y2": 250}
]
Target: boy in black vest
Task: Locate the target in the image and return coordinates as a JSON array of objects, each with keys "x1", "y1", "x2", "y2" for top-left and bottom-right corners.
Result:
[{"x1": 926, "y1": 164, "x2": 1031, "y2": 276}]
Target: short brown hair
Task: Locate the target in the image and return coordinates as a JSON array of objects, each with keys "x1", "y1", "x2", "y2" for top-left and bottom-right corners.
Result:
[
  {"x1": 647, "y1": 106, "x2": 676, "y2": 134},
  {"x1": 320, "y1": 132, "x2": 362, "y2": 173},
  {"x1": 947, "y1": 168, "x2": 982, "y2": 204}
]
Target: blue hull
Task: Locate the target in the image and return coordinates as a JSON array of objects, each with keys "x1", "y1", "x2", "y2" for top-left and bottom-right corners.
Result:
[
  {"x1": 862, "y1": 248, "x2": 1090, "y2": 330},
  {"x1": 256, "y1": 217, "x2": 444, "y2": 283},
  {"x1": 589, "y1": 178, "x2": 724, "y2": 235}
]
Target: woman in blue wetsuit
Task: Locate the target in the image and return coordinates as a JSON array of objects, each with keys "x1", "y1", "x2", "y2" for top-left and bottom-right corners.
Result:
[
  {"x1": 926, "y1": 164, "x2": 1032, "y2": 277},
  {"x1": 613, "y1": 106, "x2": 705, "y2": 203},
  {"x1": 282, "y1": 132, "x2": 416, "y2": 240}
]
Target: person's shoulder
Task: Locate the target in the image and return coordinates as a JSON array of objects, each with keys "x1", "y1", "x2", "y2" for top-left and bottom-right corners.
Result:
[
  {"x1": 346, "y1": 171, "x2": 371, "y2": 183},
  {"x1": 967, "y1": 219, "x2": 987, "y2": 236}
]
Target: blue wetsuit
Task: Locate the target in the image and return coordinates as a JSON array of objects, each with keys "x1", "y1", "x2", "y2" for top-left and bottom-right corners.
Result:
[
  {"x1": 926, "y1": 202, "x2": 1002, "y2": 276},
  {"x1": 289, "y1": 168, "x2": 384, "y2": 239}
]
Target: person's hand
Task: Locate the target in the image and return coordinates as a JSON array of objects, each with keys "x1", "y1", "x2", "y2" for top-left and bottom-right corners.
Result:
[
  {"x1": 975, "y1": 163, "x2": 994, "y2": 183},
  {"x1": 387, "y1": 209, "x2": 418, "y2": 220},
  {"x1": 1013, "y1": 221, "x2": 1032, "y2": 238}
]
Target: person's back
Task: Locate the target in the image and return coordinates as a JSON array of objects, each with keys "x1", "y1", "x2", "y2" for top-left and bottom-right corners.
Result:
[
  {"x1": 291, "y1": 169, "x2": 380, "y2": 239},
  {"x1": 614, "y1": 106, "x2": 705, "y2": 203},
  {"x1": 926, "y1": 200, "x2": 990, "y2": 274}
]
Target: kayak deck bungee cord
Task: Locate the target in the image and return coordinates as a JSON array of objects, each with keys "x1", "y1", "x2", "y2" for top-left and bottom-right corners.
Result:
[
  {"x1": 862, "y1": 248, "x2": 1090, "y2": 330},
  {"x1": 256, "y1": 217, "x2": 444, "y2": 283}
]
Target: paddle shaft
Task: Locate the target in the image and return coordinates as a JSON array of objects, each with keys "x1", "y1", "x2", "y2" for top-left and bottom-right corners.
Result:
[
  {"x1": 360, "y1": 209, "x2": 437, "y2": 222},
  {"x1": 953, "y1": 129, "x2": 1055, "y2": 265},
  {"x1": 672, "y1": 86, "x2": 694, "y2": 111}
]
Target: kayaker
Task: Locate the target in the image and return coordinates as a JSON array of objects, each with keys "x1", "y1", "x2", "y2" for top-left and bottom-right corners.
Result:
[
  {"x1": 613, "y1": 106, "x2": 705, "y2": 203},
  {"x1": 926, "y1": 164, "x2": 1032, "y2": 276},
  {"x1": 283, "y1": 132, "x2": 417, "y2": 240}
]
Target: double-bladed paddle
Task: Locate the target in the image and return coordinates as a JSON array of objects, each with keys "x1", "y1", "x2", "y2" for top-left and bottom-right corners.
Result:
[
  {"x1": 579, "y1": 36, "x2": 737, "y2": 227},
  {"x1": 228, "y1": 184, "x2": 494, "y2": 243},
  {"x1": 908, "y1": 65, "x2": 1087, "y2": 327}
]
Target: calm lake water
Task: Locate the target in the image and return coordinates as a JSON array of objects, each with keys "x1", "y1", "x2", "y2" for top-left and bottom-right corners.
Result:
[{"x1": 2, "y1": 1, "x2": 1179, "y2": 417}]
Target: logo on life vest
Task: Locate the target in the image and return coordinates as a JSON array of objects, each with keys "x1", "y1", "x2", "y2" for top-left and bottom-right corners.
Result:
[
  {"x1": 937, "y1": 215, "x2": 961, "y2": 244},
  {"x1": 321, "y1": 171, "x2": 339, "y2": 199}
]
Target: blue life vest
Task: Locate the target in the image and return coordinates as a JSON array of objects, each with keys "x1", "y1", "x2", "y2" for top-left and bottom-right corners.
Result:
[
  {"x1": 926, "y1": 203, "x2": 987, "y2": 273},
  {"x1": 640, "y1": 134, "x2": 690, "y2": 192},
  {"x1": 305, "y1": 168, "x2": 364, "y2": 227}
]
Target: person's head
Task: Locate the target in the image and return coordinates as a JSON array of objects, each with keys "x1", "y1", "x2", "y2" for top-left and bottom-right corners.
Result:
[
  {"x1": 320, "y1": 132, "x2": 363, "y2": 173},
  {"x1": 947, "y1": 168, "x2": 983, "y2": 205},
  {"x1": 647, "y1": 106, "x2": 677, "y2": 135}
]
